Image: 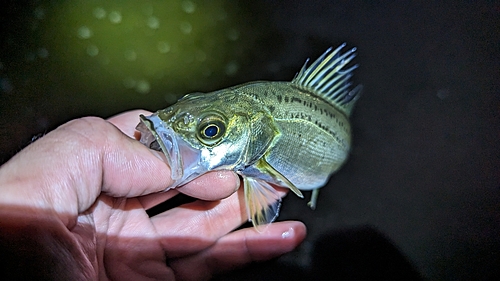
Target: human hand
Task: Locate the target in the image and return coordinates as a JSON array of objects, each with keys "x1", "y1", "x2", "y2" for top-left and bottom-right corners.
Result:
[{"x1": 0, "y1": 110, "x2": 306, "y2": 281}]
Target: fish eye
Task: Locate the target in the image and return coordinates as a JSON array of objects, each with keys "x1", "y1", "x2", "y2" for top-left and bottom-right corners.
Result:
[
  {"x1": 196, "y1": 115, "x2": 226, "y2": 145},
  {"x1": 203, "y1": 125, "x2": 219, "y2": 138}
]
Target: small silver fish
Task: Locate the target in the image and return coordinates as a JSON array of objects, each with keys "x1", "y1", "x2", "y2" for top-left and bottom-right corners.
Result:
[{"x1": 136, "y1": 43, "x2": 362, "y2": 228}]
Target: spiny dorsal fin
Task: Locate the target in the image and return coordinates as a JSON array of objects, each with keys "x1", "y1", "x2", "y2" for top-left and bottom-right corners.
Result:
[{"x1": 292, "y1": 43, "x2": 363, "y2": 117}]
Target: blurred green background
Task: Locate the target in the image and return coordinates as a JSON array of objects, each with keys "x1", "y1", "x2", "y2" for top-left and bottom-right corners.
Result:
[
  {"x1": 1, "y1": 1, "x2": 499, "y2": 280},
  {"x1": 0, "y1": 0, "x2": 272, "y2": 159}
]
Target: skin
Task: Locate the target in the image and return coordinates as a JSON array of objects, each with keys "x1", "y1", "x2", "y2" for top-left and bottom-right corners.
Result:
[{"x1": 0, "y1": 110, "x2": 306, "y2": 281}]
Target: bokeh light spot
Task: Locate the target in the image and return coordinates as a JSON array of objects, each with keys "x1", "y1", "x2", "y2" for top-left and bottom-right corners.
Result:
[
  {"x1": 37, "y1": 48, "x2": 49, "y2": 59},
  {"x1": 225, "y1": 60, "x2": 239, "y2": 76},
  {"x1": 0, "y1": 78, "x2": 13, "y2": 93},
  {"x1": 77, "y1": 26, "x2": 93, "y2": 39},
  {"x1": 179, "y1": 22, "x2": 192, "y2": 34},
  {"x1": 147, "y1": 16, "x2": 160, "y2": 29},
  {"x1": 135, "y1": 79, "x2": 151, "y2": 94},
  {"x1": 86, "y1": 45, "x2": 99, "y2": 56},
  {"x1": 93, "y1": 7, "x2": 106, "y2": 19},
  {"x1": 34, "y1": 6, "x2": 45, "y2": 20},
  {"x1": 108, "y1": 11, "x2": 122, "y2": 24},
  {"x1": 181, "y1": 1, "x2": 196, "y2": 14},
  {"x1": 124, "y1": 49, "x2": 137, "y2": 61},
  {"x1": 157, "y1": 41, "x2": 171, "y2": 53},
  {"x1": 227, "y1": 28, "x2": 239, "y2": 41}
]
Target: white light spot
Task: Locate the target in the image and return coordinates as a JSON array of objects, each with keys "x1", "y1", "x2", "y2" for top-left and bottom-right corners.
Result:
[
  {"x1": 147, "y1": 16, "x2": 160, "y2": 29},
  {"x1": 77, "y1": 26, "x2": 93, "y2": 39},
  {"x1": 93, "y1": 7, "x2": 106, "y2": 19},
  {"x1": 123, "y1": 77, "x2": 136, "y2": 89},
  {"x1": 124, "y1": 49, "x2": 137, "y2": 61},
  {"x1": 179, "y1": 22, "x2": 192, "y2": 34},
  {"x1": 281, "y1": 227, "x2": 294, "y2": 239},
  {"x1": 86, "y1": 45, "x2": 99, "y2": 56},
  {"x1": 37, "y1": 48, "x2": 49, "y2": 59},
  {"x1": 181, "y1": 1, "x2": 196, "y2": 14},
  {"x1": 227, "y1": 28, "x2": 239, "y2": 41},
  {"x1": 108, "y1": 11, "x2": 122, "y2": 24},
  {"x1": 135, "y1": 79, "x2": 151, "y2": 94},
  {"x1": 225, "y1": 61, "x2": 239, "y2": 76},
  {"x1": 34, "y1": 6, "x2": 45, "y2": 20},
  {"x1": 157, "y1": 41, "x2": 171, "y2": 53}
]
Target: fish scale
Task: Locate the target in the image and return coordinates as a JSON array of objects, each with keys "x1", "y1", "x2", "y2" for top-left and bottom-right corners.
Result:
[{"x1": 136, "y1": 44, "x2": 362, "y2": 229}]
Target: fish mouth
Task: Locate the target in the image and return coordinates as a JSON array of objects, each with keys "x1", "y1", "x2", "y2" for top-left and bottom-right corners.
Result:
[{"x1": 136, "y1": 113, "x2": 206, "y2": 187}]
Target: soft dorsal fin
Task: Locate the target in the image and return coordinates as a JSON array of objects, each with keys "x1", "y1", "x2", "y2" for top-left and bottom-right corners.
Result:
[{"x1": 292, "y1": 43, "x2": 363, "y2": 117}]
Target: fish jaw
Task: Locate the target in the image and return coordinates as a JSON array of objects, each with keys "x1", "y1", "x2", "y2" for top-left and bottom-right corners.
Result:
[{"x1": 136, "y1": 113, "x2": 208, "y2": 188}]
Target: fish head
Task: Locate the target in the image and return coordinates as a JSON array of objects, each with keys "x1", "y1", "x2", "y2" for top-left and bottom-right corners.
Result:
[{"x1": 136, "y1": 92, "x2": 250, "y2": 187}]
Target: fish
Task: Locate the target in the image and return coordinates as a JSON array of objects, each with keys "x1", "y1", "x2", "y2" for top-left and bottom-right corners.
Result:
[{"x1": 136, "y1": 43, "x2": 362, "y2": 228}]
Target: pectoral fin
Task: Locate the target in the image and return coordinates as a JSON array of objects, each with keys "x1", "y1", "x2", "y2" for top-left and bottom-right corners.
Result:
[
  {"x1": 243, "y1": 176, "x2": 282, "y2": 230},
  {"x1": 256, "y1": 158, "x2": 304, "y2": 199}
]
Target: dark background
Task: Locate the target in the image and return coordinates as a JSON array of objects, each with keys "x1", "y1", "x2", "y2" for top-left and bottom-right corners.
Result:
[{"x1": 1, "y1": 1, "x2": 499, "y2": 280}]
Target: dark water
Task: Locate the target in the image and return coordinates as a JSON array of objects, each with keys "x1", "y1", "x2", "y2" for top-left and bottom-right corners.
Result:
[{"x1": 1, "y1": 1, "x2": 499, "y2": 280}]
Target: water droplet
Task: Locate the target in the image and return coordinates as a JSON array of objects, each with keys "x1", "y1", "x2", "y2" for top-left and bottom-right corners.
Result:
[
  {"x1": 108, "y1": 11, "x2": 122, "y2": 24},
  {"x1": 123, "y1": 77, "x2": 136, "y2": 89},
  {"x1": 157, "y1": 41, "x2": 171, "y2": 53},
  {"x1": 77, "y1": 26, "x2": 93, "y2": 39},
  {"x1": 227, "y1": 28, "x2": 239, "y2": 41},
  {"x1": 147, "y1": 16, "x2": 160, "y2": 29},
  {"x1": 225, "y1": 61, "x2": 239, "y2": 76},
  {"x1": 86, "y1": 45, "x2": 99, "y2": 56},
  {"x1": 135, "y1": 79, "x2": 151, "y2": 94},
  {"x1": 124, "y1": 49, "x2": 137, "y2": 61},
  {"x1": 93, "y1": 7, "x2": 106, "y2": 19},
  {"x1": 179, "y1": 22, "x2": 192, "y2": 34},
  {"x1": 37, "y1": 48, "x2": 49, "y2": 59},
  {"x1": 181, "y1": 1, "x2": 196, "y2": 14},
  {"x1": 34, "y1": 6, "x2": 45, "y2": 20}
]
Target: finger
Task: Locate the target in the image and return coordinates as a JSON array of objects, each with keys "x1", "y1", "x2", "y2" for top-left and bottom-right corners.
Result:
[
  {"x1": 151, "y1": 186, "x2": 289, "y2": 257},
  {"x1": 107, "y1": 109, "x2": 152, "y2": 138},
  {"x1": 170, "y1": 221, "x2": 307, "y2": 281},
  {"x1": 151, "y1": 189, "x2": 247, "y2": 257},
  {"x1": 178, "y1": 170, "x2": 240, "y2": 201},
  {"x1": 138, "y1": 189, "x2": 179, "y2": 210}
]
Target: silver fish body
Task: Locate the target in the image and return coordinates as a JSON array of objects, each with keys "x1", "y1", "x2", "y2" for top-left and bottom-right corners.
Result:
[{"x1": 136, "y1": 44, "x2": 362, "y2": 228}]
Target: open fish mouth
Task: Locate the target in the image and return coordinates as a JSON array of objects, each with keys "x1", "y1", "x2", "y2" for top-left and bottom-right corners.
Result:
[{"x1": 136, "y1": 114, "x2": 206, "y2": 187}]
